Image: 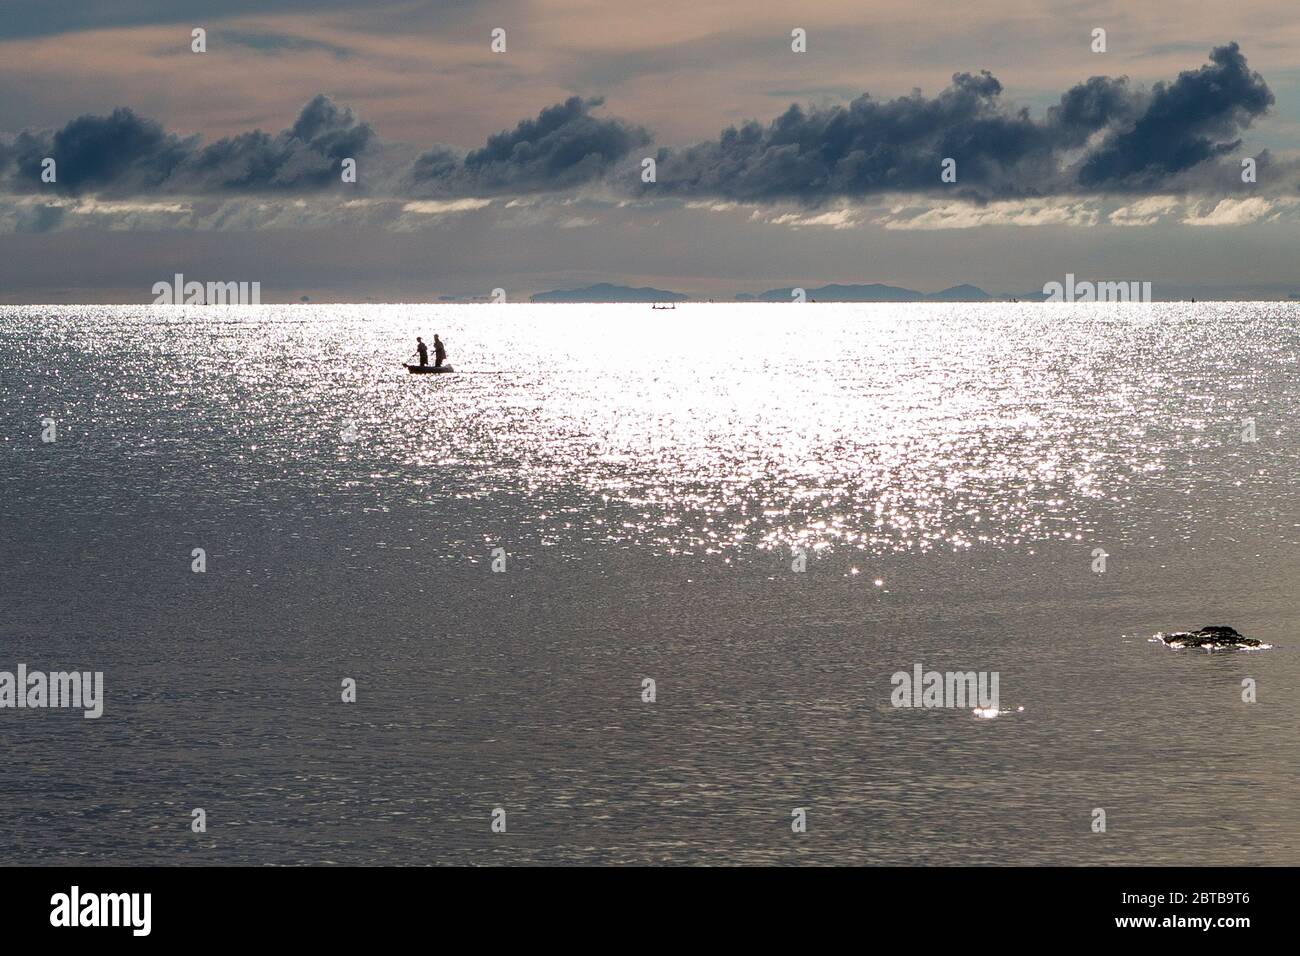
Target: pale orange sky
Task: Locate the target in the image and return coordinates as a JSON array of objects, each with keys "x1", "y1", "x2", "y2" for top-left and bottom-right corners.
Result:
[{"x1": 3, "y1": 1, "x2": 1299, "y2": 146}]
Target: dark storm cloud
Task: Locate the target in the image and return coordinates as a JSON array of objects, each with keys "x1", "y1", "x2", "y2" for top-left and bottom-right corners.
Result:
[
  {"x1": 409, "y1": 97, "x2": 652, "y2": 197},
  {"x1": 648, "y1": 44, "x2": 1274, "y2": 203},
  {"x1": 1044, "y1": 76, "x2": 1139, "y2": 149},
  {"x1": 166, "y1": 95, "x2": 374, "y2": 193},
  {"x1": 0, "y1": 95, "x2": 375, "y2": 196},
  {"x1": 0, "y1": 95, "x2": 643, "y2": 200},
  {"x1": 0, "y1": 45, "x2": 1280, "y2": 210},
  {"x1": 646, "y1": 70, "x2": 1054, "y2": 202},
  {"x1": 1076, "y1": 43, "x2": 1274, "y2": 189},
  {"x1": 0, "y1": 109, "x2": 194, "y2": 195}
]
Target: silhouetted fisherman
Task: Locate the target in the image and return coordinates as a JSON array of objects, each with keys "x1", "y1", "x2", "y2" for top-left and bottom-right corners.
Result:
[
  {"x1": 434, "y1": 334, "x2": 447, "y2": 368},
  {"x1": 416, "y1": 337, "x2": 429, "y2": 366}
]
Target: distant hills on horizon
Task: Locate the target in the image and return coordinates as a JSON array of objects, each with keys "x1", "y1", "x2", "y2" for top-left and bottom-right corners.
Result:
[
  {"x1": 531, "y1": 282, "x2": 1029, "y2": 303},
  {"x1": 531, "y1": 282, "x2": 691, "y2": 303},
  {"x1": 741, "y1": 283, "x2": 997, "y2": 302},
  {"x1": 526, "y1": 281, "x2": 1300, "y2": 304}
]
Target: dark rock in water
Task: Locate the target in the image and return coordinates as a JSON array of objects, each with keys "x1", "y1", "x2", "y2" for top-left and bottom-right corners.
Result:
[{"x1": 1158, "y1": 626, "x2": 1263, "y2": 649}]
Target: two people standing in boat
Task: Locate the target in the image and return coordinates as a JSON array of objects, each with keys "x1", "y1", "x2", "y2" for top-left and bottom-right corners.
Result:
[{"x1": 414, "y1": 335, "x2": 447, "y2": 368}]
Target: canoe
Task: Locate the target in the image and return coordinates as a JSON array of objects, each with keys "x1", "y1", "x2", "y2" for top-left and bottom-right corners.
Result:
[{"x1": 405, "y1": 364, "x2": 455, "y2": 374}]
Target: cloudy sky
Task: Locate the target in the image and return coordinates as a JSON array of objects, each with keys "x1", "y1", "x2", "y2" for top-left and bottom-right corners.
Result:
[{"x1": 2, "y1": 0, "x2": 1298, "y2": 302}]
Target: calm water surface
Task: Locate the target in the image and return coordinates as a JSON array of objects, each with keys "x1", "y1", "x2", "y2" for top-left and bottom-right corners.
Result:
[{"x1": 1, "y1": 302, "x2": 1297, "y2": 864}]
